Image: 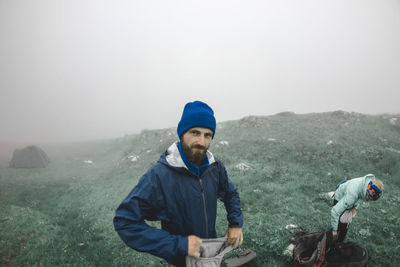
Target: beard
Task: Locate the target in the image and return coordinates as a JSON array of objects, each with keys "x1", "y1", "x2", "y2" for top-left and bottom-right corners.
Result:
[{"x1": 181, "y1": 141, "x2": 208, "y2": 166}]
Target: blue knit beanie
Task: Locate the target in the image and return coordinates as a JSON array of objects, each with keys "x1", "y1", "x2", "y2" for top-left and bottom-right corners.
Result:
[{"x1": 177, "y1": 101, "x2": 216, "y2": 138}]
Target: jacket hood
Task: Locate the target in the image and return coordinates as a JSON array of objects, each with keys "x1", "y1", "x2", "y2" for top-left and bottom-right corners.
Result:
[
  {"x1": 159, "y1": 141, "x2": 216, "y2": 170},
  {"x1": 359, "y1": 174, "x2": 374, "y2": 199}
]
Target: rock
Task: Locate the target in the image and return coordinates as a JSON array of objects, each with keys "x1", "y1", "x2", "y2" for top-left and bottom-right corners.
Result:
[
  {"x1": 236, "y1": 163, "x2": 251, "y2": 171},
  {"x1": 285, "y1": 224, "x2": 298, "y2": 230},
  {"x1": 219, "y1": 140, "x2": 229, "y2": 146},
  {"x1": 283, "y1": 243, "x2": 295, "y2": 257}
]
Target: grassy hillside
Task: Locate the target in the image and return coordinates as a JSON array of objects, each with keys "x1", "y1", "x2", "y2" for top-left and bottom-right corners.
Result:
[{"x1": 1, "y1": 111, "x2": 399, "y2": 266}]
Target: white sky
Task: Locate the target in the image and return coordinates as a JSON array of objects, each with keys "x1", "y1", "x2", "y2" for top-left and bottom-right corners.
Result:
[{"x1": 1, "y1": 0, "x2": 399, "y2": 143}]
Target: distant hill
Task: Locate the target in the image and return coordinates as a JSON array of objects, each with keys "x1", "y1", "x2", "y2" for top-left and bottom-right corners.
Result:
[{"x1": 1, "y1": 111, "x2": 399, "y2": 266}]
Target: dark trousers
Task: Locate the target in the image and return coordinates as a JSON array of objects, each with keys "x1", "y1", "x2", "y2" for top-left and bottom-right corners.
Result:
[{"x1": 333, "y1": 199, "x2": 349, "y2": 242}]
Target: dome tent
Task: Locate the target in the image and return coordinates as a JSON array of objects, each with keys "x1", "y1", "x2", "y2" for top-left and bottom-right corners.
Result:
[{"x1": 9, "y1": 145, "x2": 50, "y2": 168}]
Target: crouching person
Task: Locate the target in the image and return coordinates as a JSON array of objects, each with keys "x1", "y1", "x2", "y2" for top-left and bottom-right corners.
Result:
[
  {"x1": 331, "y1": 174, "x2": 384, "y2": 242},
  {"x1": 113, "y1": 101, "x2": 243, "y2": 267}
]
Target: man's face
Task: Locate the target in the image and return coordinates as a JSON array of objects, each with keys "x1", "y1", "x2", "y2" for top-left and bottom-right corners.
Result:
[{"x1": 181, "y1": 127, "x2": 213, "y2": 166}]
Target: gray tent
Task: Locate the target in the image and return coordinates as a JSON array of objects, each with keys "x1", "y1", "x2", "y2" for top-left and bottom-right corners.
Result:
[{"x1": 9, "y1": 145, "x2": 50, "y2": 168}]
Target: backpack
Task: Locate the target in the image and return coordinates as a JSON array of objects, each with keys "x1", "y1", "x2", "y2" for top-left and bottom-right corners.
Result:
[
  {"x1": 293, "y1": 231, "x2": 331, "y2": 267},
  {"x1": 292, "y1": 231, "x2": 369, "y2": 267},
  {"x1": 185, "y1": 237, "x2": 233, "y2": 267},
  {"x1": 324, "y1": 242, "x2": 369, "y2": 267}
]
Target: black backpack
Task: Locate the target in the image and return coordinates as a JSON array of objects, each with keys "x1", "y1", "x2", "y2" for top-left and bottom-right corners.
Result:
[
  {"x1": 293, "y1": 231, "x2": 331, "y2": 267},
  {"x1": 324, "y1": 241, "x2": 369, "y2": 267},
  {"x1": 292, "y1": 231, "x2": 369, "y2": 267}
]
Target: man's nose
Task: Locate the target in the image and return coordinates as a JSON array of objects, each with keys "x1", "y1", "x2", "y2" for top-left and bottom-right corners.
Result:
[{"x1": 197, "y1": 135, "x2": 206, "y2": 146}]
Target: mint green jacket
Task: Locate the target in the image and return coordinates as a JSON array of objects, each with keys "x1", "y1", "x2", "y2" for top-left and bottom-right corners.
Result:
[{"x1": 331, "y1": 174, "x2": 374, "y2": 231}]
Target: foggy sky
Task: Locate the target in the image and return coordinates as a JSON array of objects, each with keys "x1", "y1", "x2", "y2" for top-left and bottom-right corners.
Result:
[{"x1": 1, "y1": 0, "x2": 400, "y2": 144}]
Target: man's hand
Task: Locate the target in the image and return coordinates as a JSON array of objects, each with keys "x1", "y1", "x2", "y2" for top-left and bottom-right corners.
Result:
[
  {"x1": 225, "y1": 227, "x2": 243, "y2": 248},
  {"x1": 332, "y1": 230, "x2": 338, "y2": 237},
  {"x1": 188, "y1": 235, "x2": 202, "y2": 258}
]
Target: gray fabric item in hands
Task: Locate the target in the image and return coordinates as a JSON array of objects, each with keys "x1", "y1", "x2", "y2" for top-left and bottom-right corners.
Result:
[{"x1": 185, "y1": 237, "x2": 233, "y2": 267}]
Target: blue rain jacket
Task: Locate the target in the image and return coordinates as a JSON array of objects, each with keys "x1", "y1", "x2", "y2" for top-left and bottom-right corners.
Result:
[{"x1": 113, "y1": 142, "x2": 243, "y2": 266}]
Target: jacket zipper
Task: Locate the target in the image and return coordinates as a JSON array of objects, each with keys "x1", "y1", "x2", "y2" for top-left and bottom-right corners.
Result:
[{"x1": 199, "y1": 178, "x2": 209, "y2": 237}]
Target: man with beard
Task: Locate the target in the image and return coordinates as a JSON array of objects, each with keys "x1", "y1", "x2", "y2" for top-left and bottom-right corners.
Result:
[{"x1": 114, "y1": 101, "x2": 243, "y2": 267}]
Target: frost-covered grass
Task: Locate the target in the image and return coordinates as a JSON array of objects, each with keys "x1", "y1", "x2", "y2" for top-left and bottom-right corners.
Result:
[{"x1": 1, "y1": 111, "x2": 400, "y2": 266}]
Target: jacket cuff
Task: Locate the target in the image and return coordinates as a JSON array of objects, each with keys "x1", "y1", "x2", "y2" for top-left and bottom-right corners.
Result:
[
  {"x1": 229, "y1": 221, "x2": 243, "y2": 228},
  {"x1": 177, "y1": 236, "x2": 188, "y2": 258}
]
